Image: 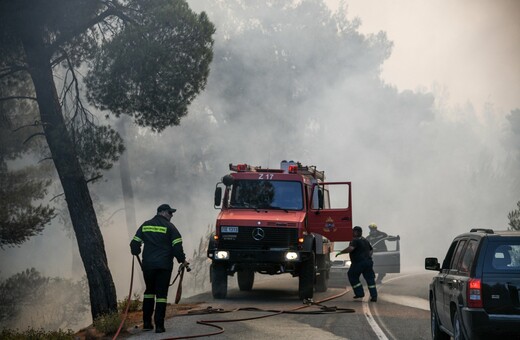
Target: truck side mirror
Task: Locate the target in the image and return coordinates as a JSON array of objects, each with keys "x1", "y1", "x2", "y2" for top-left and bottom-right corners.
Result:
[
  {"x1": 318, "y1": 189, "x2": 324, "y2": 209},
  {"x1": 214, "y1": 187, "x2": 222, "y2": 207}
]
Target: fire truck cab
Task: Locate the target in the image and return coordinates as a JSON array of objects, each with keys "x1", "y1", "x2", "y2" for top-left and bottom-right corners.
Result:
[{"x1": 207, "y1": 161, "x2": 353, "y2": 300}]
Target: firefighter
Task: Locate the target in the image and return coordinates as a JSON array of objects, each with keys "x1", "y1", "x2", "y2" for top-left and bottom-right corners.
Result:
[
  {"x1": 130, "y1": 203, "x2": 188, "y2": 333},
  {"x1": 336, "y1": 226, "x2": 377, "y2": 302},
  {"x1": 366, "y1": 223, "x2": 388, "y2": 283}
]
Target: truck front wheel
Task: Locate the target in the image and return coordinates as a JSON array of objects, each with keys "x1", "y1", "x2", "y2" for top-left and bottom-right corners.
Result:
[
  {"x1": 315, "y1": 254, "x2": 329, "y2": 292},
  {"x1": 211, "y1": 263, "x2": 228, "y2": 299},
  {"x1": 298, "y1": 253, "x2": 315, "y2": 300},
  {"x1": 237, "y1": 270, "x2": 254, "y2": 291}
]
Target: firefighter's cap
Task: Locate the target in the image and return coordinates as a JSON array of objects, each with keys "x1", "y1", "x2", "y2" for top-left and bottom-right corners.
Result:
[{"x1": 157, "y1": 203, "x2": 176, "y2": 214}]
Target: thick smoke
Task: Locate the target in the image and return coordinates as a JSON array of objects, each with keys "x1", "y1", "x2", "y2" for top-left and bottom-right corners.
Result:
[{"x1": 1, "y1": 0, "x2": 519, "y2": 331}]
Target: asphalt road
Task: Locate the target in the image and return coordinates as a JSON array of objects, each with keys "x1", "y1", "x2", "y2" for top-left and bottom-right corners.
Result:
[{"x1": 127, "y1": 270, "x2": 436, "y2": 340}]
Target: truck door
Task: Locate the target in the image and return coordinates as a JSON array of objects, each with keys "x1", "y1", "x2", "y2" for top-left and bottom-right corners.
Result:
[{"x1": 307, "y1": 182, "x2": 352, "y2": 242}]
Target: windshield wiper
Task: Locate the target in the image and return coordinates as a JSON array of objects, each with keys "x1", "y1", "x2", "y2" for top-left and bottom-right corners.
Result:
[{"x1": 266, "y1": 205, "x2": 289, "y2": 213}]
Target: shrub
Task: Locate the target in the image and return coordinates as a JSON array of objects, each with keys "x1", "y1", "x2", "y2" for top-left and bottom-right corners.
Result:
[
  {"x1": 117, "y1": 293, "x2": 141, "y2": 313},
  {"x1": 92, "y1": 312, "x2": 123, "y2": 336},
  {"x1": 0, "y1": 327, "x2": 75, "y2": 339}
]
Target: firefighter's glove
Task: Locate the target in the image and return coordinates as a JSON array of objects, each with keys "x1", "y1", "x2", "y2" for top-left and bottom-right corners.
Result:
[
  {"x1": 335, "y1": 252, "x2": 341, "y2": 258},
  {"x1": 179, "y1": 261, "x2": 191, "y2": 272}
]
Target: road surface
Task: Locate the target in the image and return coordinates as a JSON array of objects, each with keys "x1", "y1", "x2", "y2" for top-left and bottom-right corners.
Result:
[{"x1": 127, "y1": 270, "x2": 436, "y2": 339}]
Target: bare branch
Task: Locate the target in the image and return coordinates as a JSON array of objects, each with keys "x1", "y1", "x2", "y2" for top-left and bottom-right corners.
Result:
[
  {"x1": 0, "y1": 65, "x2": 27, "y2": 79},
  {"x1": 0, "y1": 96, "x2": 37, "y2": 102},
  {"x1": 12, "y1": 121, "x2": 42, "y2": 132},
  {"x1": 50, "y1": 192, "x2": 65, "y2": 201},
  {"x1": 86, "y1": 174, "x2": 103, "y2": 183},
  {"x1": 38, "y1": 157, "x2": 53, "y2": 163},
  {"x1": 23, "y1": 132, "x2": 46, "y2": 144}
]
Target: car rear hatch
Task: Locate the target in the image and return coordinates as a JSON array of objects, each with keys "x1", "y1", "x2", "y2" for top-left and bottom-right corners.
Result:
[{"x1": 481, "y1": 240, "x2": 520, "y2": 315}]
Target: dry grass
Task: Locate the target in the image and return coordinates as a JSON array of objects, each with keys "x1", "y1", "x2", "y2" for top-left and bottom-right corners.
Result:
[{"x1": 74, "y1": 302, "x2": 202, "y2": 339}]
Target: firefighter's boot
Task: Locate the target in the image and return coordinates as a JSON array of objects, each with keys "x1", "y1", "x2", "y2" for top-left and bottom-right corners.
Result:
[
  {"x1": 352, "y1": 282, "x2": 365, "y2": 299},
  {"x1": 142, "y1": 296, "x2": 155, "y2": 330},
  {"x1": 368, "y1": 285, "x2": 378, "y2": 302},
  {"x1": 154, "y1": 300, "x2": 167, "y2": 333}
]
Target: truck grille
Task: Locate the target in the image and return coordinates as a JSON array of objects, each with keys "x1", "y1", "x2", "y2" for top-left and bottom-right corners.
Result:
[{"x1": 219, "y1": 226, "x2": 298, "y2": 250}]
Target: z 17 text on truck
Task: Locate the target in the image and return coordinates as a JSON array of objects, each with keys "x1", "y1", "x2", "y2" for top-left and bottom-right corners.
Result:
[{"x1": 207, "y1": 160, "x2": 353, "y2": 300}]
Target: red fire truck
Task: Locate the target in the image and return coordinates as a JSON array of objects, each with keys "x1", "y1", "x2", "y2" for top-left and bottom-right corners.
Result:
[{"x1": 207, "y1": 161, "x2": 353, "y2": 300}]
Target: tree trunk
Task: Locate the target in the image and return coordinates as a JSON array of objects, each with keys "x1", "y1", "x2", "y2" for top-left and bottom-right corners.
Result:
[
  {"x1": 21, "y1": 31, "x2": 117, "y2": 320},
  {"x1": 117, "y1": 117, "x2": 137, "y2": 239}
]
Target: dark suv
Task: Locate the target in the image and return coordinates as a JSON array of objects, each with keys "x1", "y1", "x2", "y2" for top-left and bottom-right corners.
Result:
[{"x1": 425, "y1": 229, "x2": 520, "y2": 340}]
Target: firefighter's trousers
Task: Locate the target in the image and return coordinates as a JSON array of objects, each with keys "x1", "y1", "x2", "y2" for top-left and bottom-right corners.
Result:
[
  {"x1": 347, "y1": 259, "x2": 378, "y2": 298},
  {"x1": 142, "y1": 268, "x2": 173, "y2": 328}
]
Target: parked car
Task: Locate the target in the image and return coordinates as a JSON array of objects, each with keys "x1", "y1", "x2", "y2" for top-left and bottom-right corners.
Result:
[
  {"x1": 329, "y1": 235, "x2": 400, "y2": 287},
  {"x1": 425, "y1": 228, "x2": 520, "y2": 340}
]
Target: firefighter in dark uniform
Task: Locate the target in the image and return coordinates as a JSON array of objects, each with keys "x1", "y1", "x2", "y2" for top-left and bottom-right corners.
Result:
[
  {"x1": 366, "y1": 223, "x2": 388, "y2": 283},
  {"x1": 130, "y1": 204, "x2": 188, "y2": 333},
  {"x1": 336, "y1": 226, "x2": 377, "y2": 302}
]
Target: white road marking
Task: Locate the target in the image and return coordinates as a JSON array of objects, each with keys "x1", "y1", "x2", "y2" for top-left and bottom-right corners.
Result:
[
  {"x1": 363, "y1": 273, "x2": 427, "y2": 340},
  {"x1": 363, "y1": 301, "x2": 389, "y2": 340}
]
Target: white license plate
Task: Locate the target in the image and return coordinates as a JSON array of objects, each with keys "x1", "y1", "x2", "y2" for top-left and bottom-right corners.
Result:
[{"x1": 221, "y1": 226, "x2": 239, "y2": 233}]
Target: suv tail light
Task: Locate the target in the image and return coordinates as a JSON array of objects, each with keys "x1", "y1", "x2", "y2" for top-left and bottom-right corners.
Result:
[{"x1": 467, "y1": 278, "x2": 483, "y2": 308}]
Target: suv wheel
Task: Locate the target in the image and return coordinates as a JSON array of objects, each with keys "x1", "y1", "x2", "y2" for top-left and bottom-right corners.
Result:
[
  {"x1": 430, "y1": 299, "x2": 449, "y2": 340},
  {"x1": 453, "y1": 309, "x2": 466, "y2": 340}
]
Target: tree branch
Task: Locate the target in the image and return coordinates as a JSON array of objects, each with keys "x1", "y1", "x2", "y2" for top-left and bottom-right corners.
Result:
[
  {"x1": 0, "y1": 96, "x2": 37, "y2": 102},
  {"x1": 12, "y1": 121, "x2": 43, "y2": 132},
  {"x1": 0, "y1": 65, "x2": 27, "y2": 80},
  {"x1": 48, "y1": 1, "x2": 138, "y2": 54},
  {"x1": 23, "y1": 132, "x2": 45, "y2": 145},
  {"x1": 86, "y1": 174, "x2": 103, "y2": 183}
]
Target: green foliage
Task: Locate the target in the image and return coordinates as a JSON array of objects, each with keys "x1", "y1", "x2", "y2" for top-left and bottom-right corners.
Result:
[
  {"x1": 508, "y1": 201, "x2": 520, "y2": 231},
  {"x1": 70, "y1": 123, "x2": 125, "y2": 179},
  {"x1": 93, "y1": 312, "x2": 123, "y2": 335},
  {"x1": 0, "y1": 165, "x2": 55, "y2": 248},
  {"x1": 0, "y1": 269, "x2": 90, "y2": 330},
  {"x1": 117, "y1": 293, "x2": 142, "y2": 313},
  {"x1": 0, "y1": 327, "x2": 74, "y2": 340},
  {"x1": 0, "y1": 74, "x2": 55, "y2": 247},
  {"x1": 85, "y1": 0, "x2": 215, "y2": 132}
]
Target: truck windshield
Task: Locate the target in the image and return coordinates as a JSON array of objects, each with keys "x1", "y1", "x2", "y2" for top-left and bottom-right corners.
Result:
[{"x1": 229, "y1": 180, "x2": 303, "y2": 210}]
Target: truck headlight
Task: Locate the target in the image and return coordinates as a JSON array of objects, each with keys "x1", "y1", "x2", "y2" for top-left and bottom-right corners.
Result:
[
  {"x1": 215, "y1": 251, "x2": 229, "y2": 260},
  {"x1": 285, "y1": 251, "x2": 299, "y2": 261}
]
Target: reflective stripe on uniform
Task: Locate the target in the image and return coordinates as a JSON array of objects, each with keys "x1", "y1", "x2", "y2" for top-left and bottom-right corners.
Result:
[
  {"x1": 156, "y1": 298, "x2": 167, "y2": 303},
  {"x1": 142, "y1": 225, "x2": 167, "y2": 233},
  {"x1": 144, "y1": 294, "x2": 155, "y2": 299},
  {"x1": 133, "y1": 236, "x2": 142, "y2": 242},
  {"x1": 172, "y1": 237, "x2": 182, "y2": 246},
  {"x1": 368, "y1": 285, "x2": 376, "y2": 288},
  {"x1": 353, "y1": 283, "x2": 362, "y2": 288}
]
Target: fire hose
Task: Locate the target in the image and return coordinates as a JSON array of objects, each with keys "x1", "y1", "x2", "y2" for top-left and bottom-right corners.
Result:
[
  {"x1": 112, "y1": 255, "x2": 189, "y2": 340},
  {"x1": 115, "y1": 256, "x2": 354, "y2": 340}
]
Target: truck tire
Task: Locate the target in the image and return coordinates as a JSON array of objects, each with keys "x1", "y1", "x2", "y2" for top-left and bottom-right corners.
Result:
[
  {"x1": 315, "y1": 254, "x2": 329, "y2": 292},
  {"x1": 237, "y1": 270, "x2": 254, "y2": 291},
  {"x1": 211, "y1": 263, "x2": 228, "y2": 299},
  {"x1": 298, "y1": 253, "x2": 315, "y2": 300}
]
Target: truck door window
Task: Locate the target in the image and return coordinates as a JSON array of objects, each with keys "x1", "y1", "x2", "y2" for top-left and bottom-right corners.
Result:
[{"x1": 312, "y1": 183, "x2": 349, "y2": 209}]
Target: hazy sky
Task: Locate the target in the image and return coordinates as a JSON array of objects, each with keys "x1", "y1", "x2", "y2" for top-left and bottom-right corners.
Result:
[{"x1": 326, "y1": 0, "x2": 520, "y2": 113}]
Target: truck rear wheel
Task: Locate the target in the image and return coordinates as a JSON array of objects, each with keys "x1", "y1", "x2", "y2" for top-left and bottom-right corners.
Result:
[
  {"x1": 298, "y1": 253, "x2": 315, "y2": 300},
  {"x1": 211, "y1": 263, "x2": 228, "y2": 299},
  {"x1": 237, "y1": 270, "x2": 254, "y2": 291}
]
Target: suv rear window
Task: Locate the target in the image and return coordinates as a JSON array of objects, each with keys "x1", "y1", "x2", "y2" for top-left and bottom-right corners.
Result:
[{"x1": 483, "y1": 241, "x2": 520, "y2": 272}]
